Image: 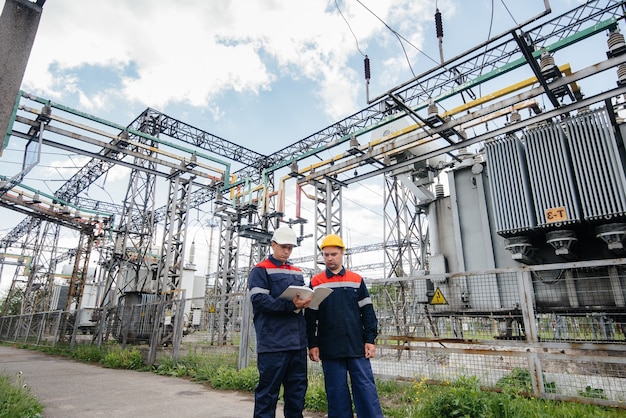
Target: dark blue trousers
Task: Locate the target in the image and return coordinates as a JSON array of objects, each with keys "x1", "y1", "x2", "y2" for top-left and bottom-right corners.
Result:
[
  {"x1": 321, "y1": 357, "x2": 383, "y2": 418},
  {"x1": 254, "y1": 348, "x2": 308, "y2": 418}
]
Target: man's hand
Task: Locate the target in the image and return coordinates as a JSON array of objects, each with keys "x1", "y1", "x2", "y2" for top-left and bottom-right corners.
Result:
[
  {"x1": 308, "y1": 347, "x2": 320, "y2": 362},
  {"x1": 293, "y1": 294, "x2": 312, "y2": 310},
  {"x1": 364, "y1": 343, "x2": 376, "y2": 359}
]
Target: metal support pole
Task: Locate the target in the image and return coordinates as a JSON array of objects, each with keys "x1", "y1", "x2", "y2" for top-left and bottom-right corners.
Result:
[
  {"x1": 0, "y1": 0, "x2": 44, "y2": 154},
  {"x1": 518, "y1": 270, "x2": 538, "y2": 343}
]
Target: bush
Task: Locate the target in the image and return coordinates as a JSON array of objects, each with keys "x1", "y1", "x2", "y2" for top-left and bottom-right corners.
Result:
[
  {"x1": 100, "y1": 346, "x2": 144, "y2": 370},
  {"x1": 70, "y1": 344, "x2": 104, "y2": 363},
  {"x1": 415, "y1": 376, "x2": 490, "y2": 418},
  {"x1": 495, "y1": 367, "x2": 556, "y2": 395},
  {"x1": 211, "y1": 366, "x2": 258, "y2": 391},
  {"x1": 154, "y1": 353, "x2": 239, "y2": 384}
]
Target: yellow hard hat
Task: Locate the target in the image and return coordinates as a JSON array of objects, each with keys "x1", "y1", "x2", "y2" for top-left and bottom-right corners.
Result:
[{"x1": 320, "y1": 234, "x2": 345, "y2": 250}]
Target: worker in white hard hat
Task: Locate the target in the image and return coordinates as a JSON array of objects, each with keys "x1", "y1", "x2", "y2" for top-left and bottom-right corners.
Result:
[
  {"x1": 248, "y1": 226, "x2": 312, "y2": 418},
  {"x1": 305, "y1": 234, "x2": 383, "y2": 418}
]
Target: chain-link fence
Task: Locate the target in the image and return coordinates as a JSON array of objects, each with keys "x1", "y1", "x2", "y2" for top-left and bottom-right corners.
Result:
[{"x1": 1, "y1": 259, "x2": 625, "y2": 407}]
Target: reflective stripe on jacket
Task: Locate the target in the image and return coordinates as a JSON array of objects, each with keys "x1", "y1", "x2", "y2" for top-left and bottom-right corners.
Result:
[
  {"x1": 248, "y1": 255, "x2": 308, "y2": 353},
  {"x1": 306, "y1": 267, "x2": 378, "y2": 359}
]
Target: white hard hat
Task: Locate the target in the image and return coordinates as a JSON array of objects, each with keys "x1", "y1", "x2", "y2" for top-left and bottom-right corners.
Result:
[{"x1": 271, "y1": 227, "x2": 298, "y2": 246}]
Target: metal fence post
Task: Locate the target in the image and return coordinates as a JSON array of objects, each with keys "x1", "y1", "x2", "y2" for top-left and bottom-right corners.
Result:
[
  {"x1": 171, "y1": 291, "x2": 186, "y2": 365},
  {"x1": 147, "y1": 300, "x2": 165, "y2": 365},
  {"x1": 518, "y1": 270, "x2": 538, "y2": 343},
  {"x1": 238, "y1": 295, "x2": 252, "y2": 370}
]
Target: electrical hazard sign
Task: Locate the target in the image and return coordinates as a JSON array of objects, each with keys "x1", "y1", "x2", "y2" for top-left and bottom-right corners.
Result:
[{"x1": 430, "y1": 287, "x2": 448, "y2": 305}]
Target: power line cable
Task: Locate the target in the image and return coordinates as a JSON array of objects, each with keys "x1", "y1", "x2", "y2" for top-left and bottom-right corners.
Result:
[
  {"x1": 0, "y1": 160, "x2": 84, "y2": 170},
  {"x1": 477, "y1": 0, "x2": 497, "y2": 100},
  {"x1": 477, "y1": 1, "x2": 518, "y2": 102},
  {"x1": 354, "y1": 0, "x2": 416, "y2": 77},
  {"x1": 335, "y1": 0, "x2": 366, "y2": 57},
  {"x1": 341, "y1": 191, "x2": 383, "y2": 217},
  {"x1": 355, "y1": 0, "x2": 440, "y2": 73},
  {"x1": 500, "y1": 0, "x2": 519, "y2": 26},
  {"x1": 354, "y1": 180, "x2": 383, "y2": 200},
  {"x1": 2, "y1": 146, "x2": 82, "y2": 158}
]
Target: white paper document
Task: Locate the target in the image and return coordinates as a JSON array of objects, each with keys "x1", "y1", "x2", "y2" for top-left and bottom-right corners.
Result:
[{"x1": 279, "y1": 285, "x2": 333, "y2": 309}]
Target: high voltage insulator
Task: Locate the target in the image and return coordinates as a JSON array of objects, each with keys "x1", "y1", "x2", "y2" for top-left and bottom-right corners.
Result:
[
  {"x1": 435, "y1": 9, "x2": 443, "y2": 39},
  {"x1": 364, "y1": 55, "x2": 371, "y2": 81},
  {"x1": 435, "y1": 8, "x2": 445, "y2": 64}
]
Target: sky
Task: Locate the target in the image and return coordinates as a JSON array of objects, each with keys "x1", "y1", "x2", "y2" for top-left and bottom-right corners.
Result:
[
  {"x1": 0, "y1": 0, "x2": 595, "y2": 292},
  {"x1": 8, "y1": 0, "x2": 575, "y2": 147}
]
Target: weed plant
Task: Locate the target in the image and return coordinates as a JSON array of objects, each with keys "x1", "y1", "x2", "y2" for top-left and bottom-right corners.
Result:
[
  {"x1": 409, "y1": 374, "x2": 626, "y2": 418},
  {"x1": 69, "y1": 343, "x2": 105, "y2": 363},
  {"x1": 3, "y1": 342, "x2": 625, "y2": 418},
  {"x1": 100, "y1": 346, "x2": 144, "y2": 369},
  {"x1": 303, "y1": 372, "x2": 328, "y2": 412},
  {"x1": 0, "y1": 371, "x2": 43, "y2": 418}
]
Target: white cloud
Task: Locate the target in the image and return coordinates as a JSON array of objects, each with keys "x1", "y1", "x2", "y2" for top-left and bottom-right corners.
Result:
[
  {"x1": 0, "y1": 0, "x2": 591, "y2": 288},
  {"x1": 6, "y1": 0, "x2": 569, "y2": 129},
  {"x1": 15, "y1": 0, "x2": 438, "y2": 123},
  {"x1": 77, "y1": 90, "x2": 109, "y2": 113}
]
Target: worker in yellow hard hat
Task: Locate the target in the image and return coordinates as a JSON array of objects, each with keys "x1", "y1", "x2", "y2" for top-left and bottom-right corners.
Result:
[{"x1": 305, "y1": 234, "x2": 383, "y2": 418}]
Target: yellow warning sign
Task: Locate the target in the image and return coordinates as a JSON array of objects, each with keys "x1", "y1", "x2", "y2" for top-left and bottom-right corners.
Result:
[{"x1": 430, "y1": 288, "x2": 448, "y2": 305}]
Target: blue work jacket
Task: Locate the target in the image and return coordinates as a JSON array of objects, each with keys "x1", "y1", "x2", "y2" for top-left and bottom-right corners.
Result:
[
  {"x1": 248, "y1": 255, "x2": 308, "y2": 353},
  {"x1": 306, "y1": 267, "x2": 378, "y2": 359}
]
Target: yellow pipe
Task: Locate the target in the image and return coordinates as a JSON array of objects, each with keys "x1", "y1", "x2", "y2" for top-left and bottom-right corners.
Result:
[
  {"x1": 295, "y1": 64, "x2": 573, "y2": 178},
  {"x1": 231, "y1": 182, "x2": 263, "y2": 201},
  {"x1": 441, "y1": 63, "x2": 572, "y2": 118},
  {"x1": 300, "y1": 99, "x2": 542, "y2": 182},
  {"x1": 231, "y1": 65, "x2": 574, "y2": 199}
]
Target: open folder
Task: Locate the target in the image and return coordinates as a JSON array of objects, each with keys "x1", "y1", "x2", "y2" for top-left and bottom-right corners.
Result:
[{"x1": 279, "y1": 285, "x2": 333, "y2": 309}]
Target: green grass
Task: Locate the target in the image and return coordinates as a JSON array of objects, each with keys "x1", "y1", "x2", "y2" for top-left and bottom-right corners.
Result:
[
  {"x1": 400, "y1": 375, "x2": 626, "y2": 418},
  {"x1": 3, "y1": 342, "x2": 626, "y2": 418},
  {"x1": 0, "y1": 371, "x2": 44, "y2": 418}
]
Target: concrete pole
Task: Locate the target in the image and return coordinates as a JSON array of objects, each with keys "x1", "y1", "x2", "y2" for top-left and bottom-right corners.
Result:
[{"x1": 0, "y1": 0, "x2": 44, "y2": 155}]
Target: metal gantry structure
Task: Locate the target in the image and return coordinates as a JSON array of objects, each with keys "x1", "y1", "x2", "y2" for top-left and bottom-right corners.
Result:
[{"x1": 1, "y1": 1, "x2": 625, "y2": 361}]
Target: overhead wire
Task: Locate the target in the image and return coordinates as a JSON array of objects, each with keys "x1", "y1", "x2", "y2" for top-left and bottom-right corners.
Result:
[
  {"x1": 477, "y1": 0, "x2": 497, "y2": 100},
  {"x1": 332, "y1": 0, "x2": 440, "y2": 110},
  {"x1": 351, "y1": 0, "x2": 442, "y2": 68},
  {"x1": 343, "y1": 192, "x2": 383, "y2": 217},
  {"x1": 87, "y1": 181, "x2": 117, "y2": 205},
  {"x1": 354, "y1": 0, "x2": 440, "y2": 77},
  {"x1": 477, "y1": 0, "x2": 526, "y2": 122},
  {"x1": 2, "y1": 146, "x2": 82, "y2": 158},
  {"x1": 14, "y1": 178, "x2": 73, "y2": 182},
  {"x1": 335, "y1": 0, "x2": 366, "y2": 57},
  {"x1": 500, "y1": 0, "x2": 519, "y2": 26},
  {"x1": 0, "y1": 159, "x2": 85, "y2": 171},
  {"x1": 353, "y1": 0, "x2": 463, "y2": 114}
]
